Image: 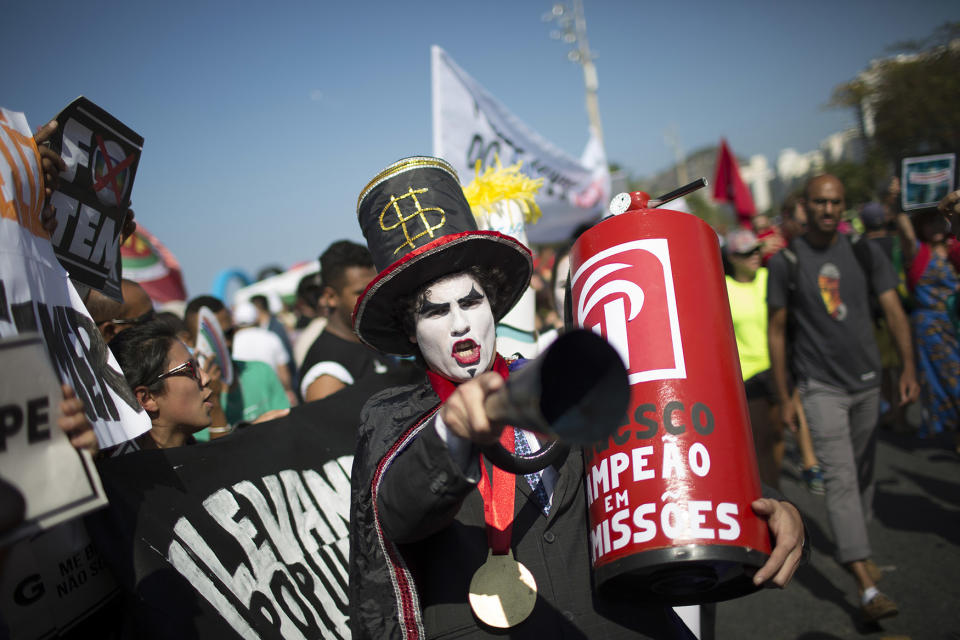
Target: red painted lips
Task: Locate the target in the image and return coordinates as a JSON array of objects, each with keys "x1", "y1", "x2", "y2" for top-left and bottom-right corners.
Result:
[{"x1": 452, "y1": 339, "x2": 481, "y2": 366}]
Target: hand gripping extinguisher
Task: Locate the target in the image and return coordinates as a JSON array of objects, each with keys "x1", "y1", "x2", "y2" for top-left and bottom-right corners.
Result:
[{"x1": 569, "y1": 180, "x2": 771, "y2": 605}]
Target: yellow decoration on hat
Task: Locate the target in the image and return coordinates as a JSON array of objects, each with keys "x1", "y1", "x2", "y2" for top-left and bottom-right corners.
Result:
[{"x1": 463, "y1": 157, "x2": 543, "y2": 226}]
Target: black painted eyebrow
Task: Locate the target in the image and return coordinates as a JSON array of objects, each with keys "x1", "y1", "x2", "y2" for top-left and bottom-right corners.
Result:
[
  {"x1": 418, "y1": 299, "x2": 449, "y2": 316},
  {"x1": 459, "y1": 286, "x2": 484, "y2": 304}
]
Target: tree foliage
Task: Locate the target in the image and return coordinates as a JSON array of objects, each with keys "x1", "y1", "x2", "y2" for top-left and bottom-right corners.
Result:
[
  {"x1": 886, "y1": 21, "x2": 960, "y2": 54},
  {"x1": 823, "y1": 148, "x2": 890, "y2": 206},
  {"x1": 833, "y1": 22, "x2": 960, "y2": 161},
  {"x1": 870, "y1": 44, "x2": 960, "y2": 158}
]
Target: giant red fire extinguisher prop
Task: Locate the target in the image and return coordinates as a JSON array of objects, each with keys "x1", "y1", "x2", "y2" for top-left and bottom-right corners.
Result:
[{"x1": 570, "y1": 183, "x2": 771, "y2": 605}]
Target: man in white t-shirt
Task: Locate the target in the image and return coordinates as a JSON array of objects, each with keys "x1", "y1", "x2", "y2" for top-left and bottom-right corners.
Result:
[{"x1": 232, "y1": 301, "x2": 295, "y2": 404}]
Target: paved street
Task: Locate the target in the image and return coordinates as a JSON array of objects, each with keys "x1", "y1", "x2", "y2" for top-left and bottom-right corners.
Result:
[{"x1": 716, "y1": 427, "x2": 959, "y2": 639}]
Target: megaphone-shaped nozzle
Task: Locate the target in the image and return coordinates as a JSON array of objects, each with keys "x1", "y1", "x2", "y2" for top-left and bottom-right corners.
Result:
[{"x1": 485, "y1": 329, "x2": 630, "y2": 444}]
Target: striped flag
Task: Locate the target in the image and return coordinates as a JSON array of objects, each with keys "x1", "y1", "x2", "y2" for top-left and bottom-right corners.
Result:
[{"x1": 121, "y1": 224, "x2": 187, "y2": 304}]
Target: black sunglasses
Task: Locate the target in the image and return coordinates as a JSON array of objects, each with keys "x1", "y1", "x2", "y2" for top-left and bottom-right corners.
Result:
[
  {"x1": 734, "y1": 247, "x2": 761, "y2": 258},
  {"x1": 150, "y1": 358, "x2": 202, "y2": 388}
]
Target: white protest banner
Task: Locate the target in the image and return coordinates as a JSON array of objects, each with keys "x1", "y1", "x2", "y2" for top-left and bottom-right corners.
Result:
[
  {"x1": 0, "y1": 107, "x2": 150, "y2": 448},
  {"x1": 432, "y1": 45, "x2": 610, "y2": 243},
  {"x1": 48, "y1": 97, "x2": 143, "y2": 300},
  {"x1": 0, "y1": 334, "x2": 107, "y2": 546}
]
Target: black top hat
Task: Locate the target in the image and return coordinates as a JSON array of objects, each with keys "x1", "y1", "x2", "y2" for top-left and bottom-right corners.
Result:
[{"x1": 353, "y1": 156, "x2": 533, "y2": 356}]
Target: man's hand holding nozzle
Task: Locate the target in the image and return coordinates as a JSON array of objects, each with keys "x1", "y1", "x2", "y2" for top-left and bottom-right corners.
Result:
[{"x1": 440, "y1": 372, "x2": 508, "y2": 445}]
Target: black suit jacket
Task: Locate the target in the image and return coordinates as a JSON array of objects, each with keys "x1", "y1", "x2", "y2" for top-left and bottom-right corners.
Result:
[{"x1": 348, "y1": 378, "x2": 695, "y2": 640}]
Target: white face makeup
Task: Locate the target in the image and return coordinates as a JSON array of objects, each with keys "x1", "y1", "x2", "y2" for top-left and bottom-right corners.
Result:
[{"x1": 412, "y1": 272, "x2": 496, "y2": 382}]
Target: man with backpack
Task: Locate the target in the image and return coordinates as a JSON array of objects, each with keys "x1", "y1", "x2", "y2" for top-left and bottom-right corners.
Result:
[{"x1": 767, "y1": 174, "x2": 919, "y2": 624}]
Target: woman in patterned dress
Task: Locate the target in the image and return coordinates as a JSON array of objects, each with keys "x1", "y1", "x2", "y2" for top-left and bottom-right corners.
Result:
[{"x1": 896, "y1": 210, "x2": 960, "y2": 445}]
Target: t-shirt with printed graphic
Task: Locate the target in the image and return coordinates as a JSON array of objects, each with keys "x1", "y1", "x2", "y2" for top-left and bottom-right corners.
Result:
[
  {"x1": 767, "y1": 235, "x2": 898, "y2": 392},
  {"x1": 298, "y1": 330, "x2": 393, "y2": 398}
]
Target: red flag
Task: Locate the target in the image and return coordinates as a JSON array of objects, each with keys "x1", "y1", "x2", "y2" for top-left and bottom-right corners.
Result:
[
  {"x1": 121, "y1": 225, "x2": 188, "y2": 304},
  {"x1": 712, "y1": 138, "x2": 755, "y2": 223}
]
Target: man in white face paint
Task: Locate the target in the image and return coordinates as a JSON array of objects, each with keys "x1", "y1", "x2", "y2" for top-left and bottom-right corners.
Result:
[
  {"x1": 411, "y1": 273, "x2": 496, "y2": 382},
  {"x1": 348, "y1": 157, "x2": 806, "y2": 640}
]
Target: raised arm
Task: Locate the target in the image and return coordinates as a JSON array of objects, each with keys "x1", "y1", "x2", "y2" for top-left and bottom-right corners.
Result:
[
  {"x1": 894, "y1": 212, "x2": 918, "y2": 265},
  {"x1": 937, "y1": 188, "x2": 960, "y2": 234}
]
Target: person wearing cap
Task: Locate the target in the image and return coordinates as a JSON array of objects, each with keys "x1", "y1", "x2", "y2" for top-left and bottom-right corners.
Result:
[
  {"x1": 348, "y1": 157, "x2": 807, "y2": 639},
  {"x1": 232, "y1": 299, "x2": 296, "y2": 405},
  {"x1": 250, "y1": 293, "x2": 299, "y2": 392},
  {"x1": 859, "y1": 200, "x2": 912, "y2": 432},
  {"x1": 859, "y1": 199, "x2": 909, "y2": 293},
  {"x1": 724, "y1": 228, "x2": 785, "y2": 490}
]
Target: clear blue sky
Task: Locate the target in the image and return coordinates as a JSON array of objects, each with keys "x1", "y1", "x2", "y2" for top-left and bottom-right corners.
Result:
[{"x1": 3, "y1": 0, "x2": 956, "y2": 296}]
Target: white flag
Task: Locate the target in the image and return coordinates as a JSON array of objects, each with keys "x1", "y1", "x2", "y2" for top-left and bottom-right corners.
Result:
[{"x1": 431, "y1": 45, "x2": 610, "y2": 243}]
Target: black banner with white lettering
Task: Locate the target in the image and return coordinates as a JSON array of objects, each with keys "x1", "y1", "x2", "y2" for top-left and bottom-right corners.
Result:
[
  {"x1": 48, "y1": 97, "x2": 143, "y2": 300},
  {"x1": 87, "y1": 367, "x2": 421, "y2": 639}
]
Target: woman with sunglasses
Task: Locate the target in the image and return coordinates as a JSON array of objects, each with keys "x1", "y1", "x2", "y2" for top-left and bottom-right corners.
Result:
[
  {"x1": 724, "y1": 228, "x2": 788, "y2": 489},
  {"x1": 108, "y1": 321, "x2": 214, "y2": 452}
]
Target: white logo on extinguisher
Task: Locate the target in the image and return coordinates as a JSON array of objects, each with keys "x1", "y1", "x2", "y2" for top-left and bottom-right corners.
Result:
[{"x1": 571, "y1": 238, "x2": 685, "y2": 384}]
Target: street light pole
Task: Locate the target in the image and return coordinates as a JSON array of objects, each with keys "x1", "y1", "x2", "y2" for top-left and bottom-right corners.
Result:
[
  {"x1": 664, "y1": 125, "x2": 690, "y2": 186},
  {"x1": 545, "y1": 1, "x2": 606, "y2": 151}
]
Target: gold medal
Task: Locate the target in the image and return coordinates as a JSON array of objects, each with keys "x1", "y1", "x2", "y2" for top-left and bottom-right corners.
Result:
[{"x1": 468, "y1": 549, "x2": 538, "y2": 628}]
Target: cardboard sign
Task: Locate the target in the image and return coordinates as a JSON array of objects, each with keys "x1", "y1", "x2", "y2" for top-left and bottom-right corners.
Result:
[
  {"x1": 0, "y1": 106, "x2": 151, "y2": 448},
  {"x1": 0, "y1": 521, "x2": 120, "y2": 639},
  {"x1": 0, "y1": 334, "x2": 107, "y2": 547},
  {"x1": 901, "y1": 153, "x2": 956, "y2": 211},
  {"x1": 47, "y1": 97, "x2": 143, "y2": 300},
  {"x1": 195, "y1": 306, "x2": 234, "y2": 386}
]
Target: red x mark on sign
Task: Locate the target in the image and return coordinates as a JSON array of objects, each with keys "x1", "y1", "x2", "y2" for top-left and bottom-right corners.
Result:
[{"x1": 92, "y1": 134, "x2": 136, "y2": 206}]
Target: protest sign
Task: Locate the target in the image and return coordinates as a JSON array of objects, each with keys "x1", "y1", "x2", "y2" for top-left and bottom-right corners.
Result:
[
  {"x1": 0, "y1": 334, "x2": 107, "y2": 547},
  {"x1": 0, "y1": 106, "x2": 150, "y2": 448},
  {"x1": 0, "y1": 521, "x2": 121, "y2": 639},
  {"x1": 47, "y1": 97, "x2": 143, "y2": 300},
  {"x1": 901, "y1": 153, "x2": 956, "y2": 211},
  {"x1": 195, "y1": 306, "x2": 234, "y2": 387},
  {"x1": 431, "y1": 45, "x2": 610, "y2": 243},
  {"x1": 86, "y1": 367, "x2": 420, "y2": 639}
]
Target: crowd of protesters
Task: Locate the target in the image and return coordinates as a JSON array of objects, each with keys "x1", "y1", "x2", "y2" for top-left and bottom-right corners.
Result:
[
  {"x1": 0, "y1": 109, "x2": 958, "y2": 638},
  {"x1": 720, "y1": 174, "x2": 959, "y2": 622}
]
